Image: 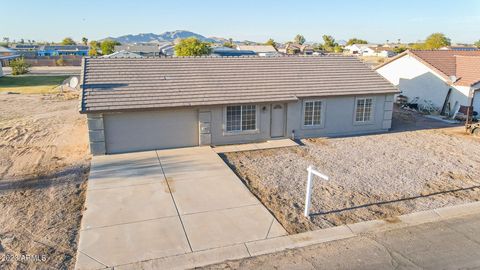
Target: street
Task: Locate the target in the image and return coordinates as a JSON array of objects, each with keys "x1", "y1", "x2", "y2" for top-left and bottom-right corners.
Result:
[{"x1": 205, "y1": 212, "x2": 480, "y2": 269}]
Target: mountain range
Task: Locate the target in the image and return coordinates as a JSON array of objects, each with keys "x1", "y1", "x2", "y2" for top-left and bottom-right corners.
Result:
[{"x1": 103, "y1": 30, "x2": 230, "y2": 44}]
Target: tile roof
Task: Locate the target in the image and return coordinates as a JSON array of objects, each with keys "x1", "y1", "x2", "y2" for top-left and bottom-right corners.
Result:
[
  {"x1": 375, "y1": 50, "x2": 480, "y2": 86},
  {"x1": 80, "y1": 56, "x2": 399, "y2": 113},
  {"x1": 455, "y1": 56, "x2": 480, "y2": 87},
  {"x1": 114, "y1": 45, "x2": 161, "y2": 53},
  {"x1": 236, "y1": 45, "x2": 277, "y2": 53}
]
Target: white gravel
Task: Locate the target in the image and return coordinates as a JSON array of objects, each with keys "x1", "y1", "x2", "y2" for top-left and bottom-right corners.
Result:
[{"x1": 222, "y1": 110, "x2": 480, "y2": 233}]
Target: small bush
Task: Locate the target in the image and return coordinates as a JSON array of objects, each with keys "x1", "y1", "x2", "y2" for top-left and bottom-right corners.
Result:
[
  {"x1": 10, "y1": 57, "x2": 31, "y2": 75},
  {"x1": 56, "y1": 56, "x2": 65, "y2": 66}
]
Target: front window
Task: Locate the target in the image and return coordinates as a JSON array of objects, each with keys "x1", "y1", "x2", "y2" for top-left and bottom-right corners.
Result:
[
  {"x1": 355, "y1": 97, "x2": 374, "y2": 122},
  {"x1": 303, "y1": 100, "x2": 323, "y2": 126},
  {"x1": 226, "y1": 105, "x2": 256, "y2": 132}
]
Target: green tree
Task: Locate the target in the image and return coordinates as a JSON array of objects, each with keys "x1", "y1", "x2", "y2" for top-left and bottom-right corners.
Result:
[
  {"x1": 346, "y1": 38, "x2": 368, "y2": 46},
  {"x1": 100, "y1": 40, "x2": 121, "y2": 55},
  {"x1": 174, "y1": 38, "x2": 212, "y2": 56},
  {"x1": 393, "y1": 46, "x2": 408, "y2": 54},
  {"x1": 223, "y1": 38, "x2": 235, "y2": 48},
  {"x1": 333, "y1": 45, "x2": 343, "y2": 53},
  {"x1": 322, "y1": 35, "x2": 338, "y2": 52},
  {"x1": 10, "y1": 57, "x2": 31, "y2": 75},
  {"x1": 424, "y1": 33, "x2": 451, "y2": 49},
  {"x1": 62, "y1": 37, "x2": 76, "y2": 45},
  {"x1": 294, "y1": 34, "x2": 306, "y2": 45},
  {"x1": 474, "y1": 40, "x2": 480, "y2": 48},
  {"x1": 88, "y1": 40, "x2": 101, "y2": 56},
  {"x1": 265, "y1": 38, "x2": 277, "y2": 49},
  {"x1": 410, "y1": 43, "x2": 425, "y2": 50},
  {"x1": 82, "y1": 37, "x2": 88, "y2": 45}
]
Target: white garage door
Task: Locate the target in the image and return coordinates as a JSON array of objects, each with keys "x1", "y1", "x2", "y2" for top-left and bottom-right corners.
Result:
[{"x1": 104, "y1": 109, "x2": 199, "y2": 154}]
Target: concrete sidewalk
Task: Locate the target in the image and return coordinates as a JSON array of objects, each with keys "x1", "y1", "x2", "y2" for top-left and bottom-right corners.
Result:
[
  {"x1": 204, "y1": 210, "x2": 480, "y2": 270},
  {"x1": 75, "y1": 147, "x2": 286, "y2": 269}
]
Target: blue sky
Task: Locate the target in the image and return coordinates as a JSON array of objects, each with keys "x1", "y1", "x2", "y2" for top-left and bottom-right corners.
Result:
[{"x1": 1, "y1": 0, "x2": 479, "y2": 44}]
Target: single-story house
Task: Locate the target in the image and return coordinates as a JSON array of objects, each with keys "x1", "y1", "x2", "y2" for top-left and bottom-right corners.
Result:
[
  {"x1": 37, "y1": 45, "x2": 89, "y2": 56},
  {"x1": 103, "y1": 50, "x2": 143, "y2": 58},
  {"x1": 211, "y1": 47, "x2": 256, "y2": 57},
  {"x1": 440, "y1": 46, "x2": 479, "y2": 51},
  {"x1": 375, "y1": 50, "x2": 480, "y2": 115},
  {"x1": 0, "y1": 46, "x2": 18, "y2": 57},
  {"x1": 114, "y1": 44, "x2": 163, "y2": 57},
  {"x1": 80, "y1": 56, "x2": 399, "y2": 155},
  {"x1": 364, "y1": 47, "x2": 396, "y2": 58},
  {"x1": 236, "y1": 45, "x2": 280, "y2": 56},
  {"x1": 345, "y1": 44, "x2": 395, "y2": 58},
  {"x1": 344, "y1": 44, "x2": 377, "y2": 55}
]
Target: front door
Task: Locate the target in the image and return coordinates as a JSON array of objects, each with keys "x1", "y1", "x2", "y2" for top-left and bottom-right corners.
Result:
[{"x1": 271, "y1": 104, "x2": 286, "y2": 137}]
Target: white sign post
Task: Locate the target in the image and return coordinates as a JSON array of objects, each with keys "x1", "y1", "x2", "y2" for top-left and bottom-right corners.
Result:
[{"x1": 304, "y1": 165, "x2": 329, "y2": 217}]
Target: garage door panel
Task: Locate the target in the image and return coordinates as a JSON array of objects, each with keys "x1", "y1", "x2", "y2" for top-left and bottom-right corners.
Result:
[{"x1": 104, "y1": 110, "x2": 198, "y2": 154}]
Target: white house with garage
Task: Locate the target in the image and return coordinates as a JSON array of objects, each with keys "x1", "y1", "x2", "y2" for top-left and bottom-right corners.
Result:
[
  {"x1": 375, "y1": 50, "x2": 480, "y2": 116},
  {"x1": 80, "y1": 56, "x2": 399, "y2": 155}
]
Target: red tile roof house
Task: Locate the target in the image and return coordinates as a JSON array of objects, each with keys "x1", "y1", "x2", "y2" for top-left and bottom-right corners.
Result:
[
  {"x1": 80, "y1": 56, "x2": 399, "y2": 155},
  {"x1": 374, "y1": 50, "x2": 480, "y2": 116}
]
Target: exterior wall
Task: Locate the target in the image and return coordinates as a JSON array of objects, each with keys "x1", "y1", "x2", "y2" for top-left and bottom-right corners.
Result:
[
  {"x1": 287, "y1": 94, "x2": 393, "y2": 139},
  {"x1": 473, "y1": 87, "x2": 480, "y2": 113},
  {"x1": 207, "y1": 103, "x2": 273, "y2": 146},
  {"x1": 376, "y1": 55, "x2": 468, "y2": 114},
  {"x1": 87, "y1": 114, "x2": 106, "y2": 155},
  {"x1": 87, "y1": 95, "x2": 394, "y2": 155}
]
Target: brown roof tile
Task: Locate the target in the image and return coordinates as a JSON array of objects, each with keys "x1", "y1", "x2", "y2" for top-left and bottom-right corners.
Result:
[{"x1": 455, "y1": 56, "x2": 480, "y2": 87}]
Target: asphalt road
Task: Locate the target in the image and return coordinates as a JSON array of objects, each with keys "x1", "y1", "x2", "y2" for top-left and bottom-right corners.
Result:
[{"x1": 205, "y1": 212, "x2": 480, "y2": 270}]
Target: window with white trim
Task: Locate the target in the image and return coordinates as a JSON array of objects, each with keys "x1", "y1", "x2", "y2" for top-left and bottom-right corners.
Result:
[
  {"x1": 303, "y1": 100, "x2": 323, "y2": 126},
  {"x1": 355, "y1": 97, "x2": 374, "y2": 122},
  {"x1": 226, "y1": 105, "x2": 256, "y2": 132}
]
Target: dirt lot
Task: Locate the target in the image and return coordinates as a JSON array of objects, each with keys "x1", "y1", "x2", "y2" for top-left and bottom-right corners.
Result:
[
  {"x1": 0, "y1": 93, "x2": 89, "y2": 269},
  {"x1": 222, "y1": 109, "x2": 480, "y2": 234}
]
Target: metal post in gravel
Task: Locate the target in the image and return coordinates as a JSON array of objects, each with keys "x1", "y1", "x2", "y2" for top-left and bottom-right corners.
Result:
[{"x1": 304, "y1": 165, "x2": 329, "y2": 217}]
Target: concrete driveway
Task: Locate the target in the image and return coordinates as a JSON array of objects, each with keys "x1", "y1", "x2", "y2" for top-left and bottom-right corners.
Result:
[{"x1": 76, "y1": 147, "x2": 286, "y2": 269}]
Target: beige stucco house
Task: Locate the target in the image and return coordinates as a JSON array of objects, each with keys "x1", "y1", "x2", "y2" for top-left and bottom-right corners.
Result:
[{"x1": 80, "y1": 56, "x2": 399, "y2": 155}]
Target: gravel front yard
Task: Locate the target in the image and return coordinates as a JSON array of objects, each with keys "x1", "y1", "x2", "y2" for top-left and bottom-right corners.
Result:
[{"x1": 221, "y1": 110, "x2": 480, "y2": 234}]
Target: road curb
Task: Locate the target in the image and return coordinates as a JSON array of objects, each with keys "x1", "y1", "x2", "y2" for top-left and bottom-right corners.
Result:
[{"x1": 93, "y1": 200, "x2": 480, "y2": 270}]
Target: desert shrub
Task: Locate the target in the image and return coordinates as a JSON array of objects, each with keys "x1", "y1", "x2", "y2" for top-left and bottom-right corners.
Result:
[
  {"x1": 10, "y1": 57, "x2": 31, "y2": 75},
  {"x1": 56, "y1": 56, "x2": 65, "y2": 66}
]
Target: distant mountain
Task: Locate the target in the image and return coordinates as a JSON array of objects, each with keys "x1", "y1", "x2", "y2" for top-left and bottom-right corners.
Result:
[{"x1": 103, "y1": 30, "x2": 225, "y2": 44}]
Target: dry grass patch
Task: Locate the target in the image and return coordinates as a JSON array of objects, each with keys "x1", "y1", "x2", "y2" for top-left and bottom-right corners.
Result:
[{"x1": 0, "y1": 94, "x2": 89, "y2": 269}]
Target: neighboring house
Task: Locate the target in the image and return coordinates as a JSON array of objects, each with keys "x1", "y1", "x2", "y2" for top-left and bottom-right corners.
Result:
[
  {"x1": 363, "y1": 46, "x2": 396, "y2": 58},
  {"x1": 114, "y1": 44, "x2": 162, "y2": 57},
  {"x1": 211, "y1": 47, "x2": 256, "y2": 57},
  {"x1": 440, "y1": 46, "x2": 479, "y2": 51},
  {"x1": 37, "y1": 45, "x2": 89, "y2": 56},
  {"x1": 0, "y1": 46, "x2": 18, "y2": 57},
  {"x1": 0, "y1": 55, "x2": 20, "y2": 70},
  {"x1": 375, "y1": 50, "x2": 480, "y2": 115},
  {"x1": 236, "y1": 45, "x2": 280, "y2": 56},
  {"x1": 158, "y1": 42, "x2": 175, "y2": 56},
  {"x1": 280, "y1": 43, "x2": 315, "y2": 55},
  {"x1": 344, "y1": 44, "x2": 378, "y2": 55},
  {"x1": 80, "y1": 56, "x2": 398, "y2": 155},
  {"x1": 103, "y1": 50, "x2": 143, "y2": 58},
  {"x1": 9, "y1": 44, "x2": 39, "y2": 57}
]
